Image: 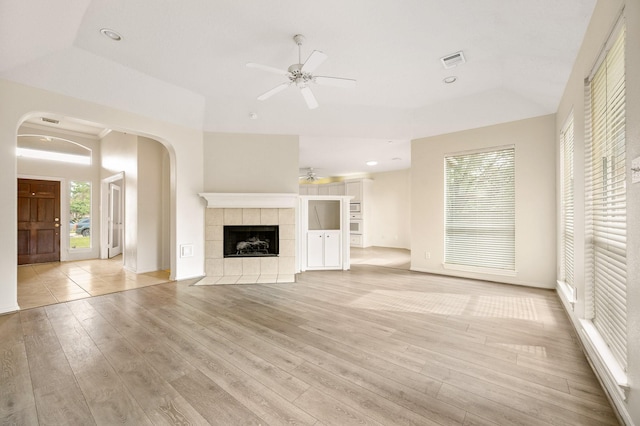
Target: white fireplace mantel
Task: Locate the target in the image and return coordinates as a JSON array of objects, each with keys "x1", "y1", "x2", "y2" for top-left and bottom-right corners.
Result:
[{"x1": 198, "y1": 192, "x2": 298, "y2": 209}]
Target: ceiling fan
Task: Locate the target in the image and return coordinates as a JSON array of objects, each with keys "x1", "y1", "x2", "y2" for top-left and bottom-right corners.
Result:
[
  {"x1": 247, "y1": 34, "x2": 356, "y2": 109},
  {"x1": 299, "y1": 167, "x2": 322, "y2": 182}
]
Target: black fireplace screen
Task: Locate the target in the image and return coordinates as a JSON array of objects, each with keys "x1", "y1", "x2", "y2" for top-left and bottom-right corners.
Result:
[{"x1": 223, "y1": 225, "x2": 279, "y2": 258}]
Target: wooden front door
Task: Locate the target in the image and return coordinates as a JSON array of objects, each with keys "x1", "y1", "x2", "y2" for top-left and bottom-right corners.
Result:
[{"x1": 17, "y1": 179, "x2": 61, "y2": 265}]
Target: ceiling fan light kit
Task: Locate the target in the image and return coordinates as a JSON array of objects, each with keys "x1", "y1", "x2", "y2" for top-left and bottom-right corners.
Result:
[
  {"x1": 300, "y1": 167, "x2": 322, "y2": 182},
  {"x1": 247, "y1": 34, "x2": 356, "y2": 109}
]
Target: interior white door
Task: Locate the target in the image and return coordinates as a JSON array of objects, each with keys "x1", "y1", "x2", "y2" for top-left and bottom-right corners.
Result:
[
  {"x1": 324, "y1": 231, "x2": 341, "y2": 267},
  {"x1": 307, "y1": 231, "x2": 325, "y2": 267},
  {"x1": 108, "y1": 182, "x2": 123, "y2": 258}
]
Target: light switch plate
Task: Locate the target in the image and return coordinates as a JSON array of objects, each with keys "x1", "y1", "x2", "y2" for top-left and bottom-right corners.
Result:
[{"x1": 633, "y1": 157, "x2": 640, "y2": 184}]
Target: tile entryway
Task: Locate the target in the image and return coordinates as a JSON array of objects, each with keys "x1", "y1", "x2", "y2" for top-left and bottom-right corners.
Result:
[{"x1": 17, "y1": 256, "x2": 171, "y2": 309}]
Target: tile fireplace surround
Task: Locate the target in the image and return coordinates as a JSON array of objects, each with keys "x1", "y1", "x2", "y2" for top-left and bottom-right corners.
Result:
[{"x1": 198, "y1": 193, "x2": 298, "y2": 285}]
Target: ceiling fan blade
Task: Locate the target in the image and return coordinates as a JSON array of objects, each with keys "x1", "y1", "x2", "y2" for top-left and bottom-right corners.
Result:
[
  {"x1": 301, "y1": 50, "x2": 327, "y2": 73},
  {"x1": 246, "y1": 62, "x2": 290, "y2": 76},
  {"x1": 314, "y1": 76, "x2": 357, "y2": 88},
  {"x1": 300, "y1": 86, "x2": 319, "y2": 109},
  {"x1": 257, "y1": 82, "x2": 291, "y2": 100}
]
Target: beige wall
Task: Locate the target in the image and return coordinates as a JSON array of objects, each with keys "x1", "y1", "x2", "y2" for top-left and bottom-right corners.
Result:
[
  {"x1": 101, "y1": 133, "x2": 171, "y2": 274},
  {"x1": 0, "y1": 79, "x2": 204, "y2": 313},
  {"x1": 556, "y1": 0, "x2": 639, "y2": 423},
  {"x1": 370, "y1": 169, "x2": 411, "y2": 249},
  {"x1": 203, "y1": 132, "x2": 299, "y2": 193},
  {"x1": 137, "y1": 136, "x2": 170, "y2": 273},
  {"x1": 411, "y1": 114, "x2": 556, "y2": 288}
]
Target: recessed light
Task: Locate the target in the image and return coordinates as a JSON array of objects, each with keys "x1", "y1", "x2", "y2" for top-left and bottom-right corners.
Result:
[
  {"x1": 443, "y1": 76, "x2": 457, "y2": 84},
  {"x1": 392, "y1": 157, "x2": 401, "y2": 161},
  {"x1": 366, "y1": 160, "x2": 378, "y2": 166},
  {"x1": 100, "y1": 28, "x2": 122, "y2": 41},
  {"x1": 249, "y1": 112, "x2": 258, "y2": 120}
]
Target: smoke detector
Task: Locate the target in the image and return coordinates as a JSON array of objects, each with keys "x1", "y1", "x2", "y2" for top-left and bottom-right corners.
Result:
[{"x1": 440, "y1": 51, "x2": 466, "y2": 69}]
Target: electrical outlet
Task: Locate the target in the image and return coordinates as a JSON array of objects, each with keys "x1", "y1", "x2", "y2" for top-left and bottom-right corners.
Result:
[{"x1": 425, "y1": 251, "x2": 431, "y2": 259}]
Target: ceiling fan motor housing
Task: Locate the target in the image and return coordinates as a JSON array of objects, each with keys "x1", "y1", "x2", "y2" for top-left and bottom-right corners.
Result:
[{"x1": 288, "y1": 64, "x2": 313, "y2": 87}]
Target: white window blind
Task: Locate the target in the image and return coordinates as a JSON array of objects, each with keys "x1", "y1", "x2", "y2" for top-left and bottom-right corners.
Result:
[
  {"x1": 560, "y1": 114, "x2": 575, "y2": 287},
  {"x1": 445, "y1": 147, "x2": 515, "y2": 271},
  {"x1": 585, "y1": 24, "x2": 627, "y2": 371}
]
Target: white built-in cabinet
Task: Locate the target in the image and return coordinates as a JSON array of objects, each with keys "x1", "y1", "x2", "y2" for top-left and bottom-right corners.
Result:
[
  {"x1": 298, "y1": 196, "x2": 351, "y2": 271},
  {"x1": 307, "y1": 230, "x2": 341, "y2": 268},
  {"x1": 344, "y1": 180, "x2": 361, "y2": 201}
]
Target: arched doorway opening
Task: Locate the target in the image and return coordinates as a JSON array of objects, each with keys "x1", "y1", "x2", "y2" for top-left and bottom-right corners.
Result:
[{"x1": 16, "y1": 113, "x2": 174, "y2": 309}]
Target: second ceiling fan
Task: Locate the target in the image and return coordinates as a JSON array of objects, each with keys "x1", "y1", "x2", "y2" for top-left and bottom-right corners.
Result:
[{"x1": 247, "y1": 34, "x2": 356, "y2": 109}]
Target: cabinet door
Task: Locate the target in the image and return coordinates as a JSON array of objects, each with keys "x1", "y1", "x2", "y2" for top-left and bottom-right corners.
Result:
[
  {"x1": 349, "y1": 234, "x2": 362, "y2": 247},
  {"x1": 324, "y1": 231, "x2": 341, "y2": 267},
  {"x1": 318, "y1": 184, "x2": 331, "y2": 195},
  {"x1": 329, "y1": 183, "x2": 345, "y2": 195},
  {"x1": 307, "y1": 231, "x2": 325, "y2": 267},
  {"x1": 345, "y1": 181, "x2": 361, "y2": 201}
]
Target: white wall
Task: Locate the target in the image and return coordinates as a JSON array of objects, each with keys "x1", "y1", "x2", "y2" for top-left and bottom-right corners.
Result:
[
  {"x1": 411, "y1": 114, "x2": 557, "y2": 288},
  {"x1": 17, "y1": 124, "x2": 101, "y2": 261},
  {"x1": 203, "y1": 132, "x2": 299, "y2": 193},
  {"x1": 101, "y1": 131, "x2": 138, "y2": 271},
  {"x1": 0, "y1": 79, "x2": 204, "y2": 314},
  {"x1": 555, "y1": 1, "x2": 639, "y2": 423},
  {"x1": 370, "y1": 169, "x2": 411, "y2": 249}
]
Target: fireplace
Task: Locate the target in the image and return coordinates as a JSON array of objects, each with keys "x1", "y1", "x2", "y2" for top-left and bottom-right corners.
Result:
[
  {"x1": 198, "y1": 193, "x2": 298, "y2": 285},
  {"x1": 224, "y1": 225, "x2": 279, "y2": 258}
]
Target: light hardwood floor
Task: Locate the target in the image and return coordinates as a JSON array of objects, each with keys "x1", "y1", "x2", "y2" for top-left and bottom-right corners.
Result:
[
  {"x1": 2, "y1": 264, "x2": 619, "y2": 425},
  {"x1": 350, "y1": 246, "x2": 411, "y2": 270}
]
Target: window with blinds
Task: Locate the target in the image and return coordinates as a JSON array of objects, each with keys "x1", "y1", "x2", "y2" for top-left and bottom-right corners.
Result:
[
  {"x1": 560, "y1": 114, "x2": 575, "y2": 288},
  {"x1": 445, "y1": 147, "x2": 515, "y2": 271},
  {"x1": 585, "y1": 24, "x2": 627, "y2": 371}
]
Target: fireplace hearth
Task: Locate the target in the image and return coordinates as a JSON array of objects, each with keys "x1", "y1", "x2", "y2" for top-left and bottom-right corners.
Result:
[{"x1": 224, "y1": 225, "x2": 279, "y2": 258}]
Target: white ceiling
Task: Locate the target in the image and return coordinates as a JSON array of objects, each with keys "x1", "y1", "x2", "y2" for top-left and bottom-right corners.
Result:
[{"x1": 0, "y1": 0, "x2": 596, "y2": 177}]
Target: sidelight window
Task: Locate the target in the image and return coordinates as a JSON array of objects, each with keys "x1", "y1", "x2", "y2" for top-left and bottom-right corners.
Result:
[{"x1": 69, "y1": 181, "x2": 92, "y2": 250}]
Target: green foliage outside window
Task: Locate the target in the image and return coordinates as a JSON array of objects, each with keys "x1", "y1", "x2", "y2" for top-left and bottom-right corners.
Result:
[{"x1": 70, "y1": 181, "x2": 90, "y2": 222}]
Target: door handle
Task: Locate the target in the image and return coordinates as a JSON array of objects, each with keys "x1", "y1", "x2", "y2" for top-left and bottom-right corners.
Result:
[{"x1": 54, "y1": 223, "x2": 60, "y2": 227}]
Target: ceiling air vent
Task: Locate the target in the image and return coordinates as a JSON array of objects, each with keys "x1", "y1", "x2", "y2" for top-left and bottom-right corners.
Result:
[
  {"x1": 440, "y1": 51, "x2": 466, "y2": 69},
  {"x1": 41, "y1": 117, "x2": 59, "y2": 124}
]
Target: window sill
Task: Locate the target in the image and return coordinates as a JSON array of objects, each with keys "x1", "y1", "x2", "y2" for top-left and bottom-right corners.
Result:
[
  {"x1": 579, "y1": 319, "x2": 629, "y2": 400},
  {"x1": 443, "y1": 263, "x2": 517, "y2": 277},
  {"x1": 556, "y1": 280, "x2": 576, "y2": 306}
]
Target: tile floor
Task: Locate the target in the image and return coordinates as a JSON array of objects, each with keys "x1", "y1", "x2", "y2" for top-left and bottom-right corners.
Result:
[{"x1": 17, "y1": 256, "x2": 171, "y2": 310}]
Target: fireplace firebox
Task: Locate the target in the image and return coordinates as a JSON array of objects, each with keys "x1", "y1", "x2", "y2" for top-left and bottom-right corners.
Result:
[{"x1": 223, "y1": 225, "x2": 279, "y2": 258}]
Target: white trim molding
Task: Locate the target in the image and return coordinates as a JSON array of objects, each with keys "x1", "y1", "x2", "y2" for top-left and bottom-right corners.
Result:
[
  {"x1": 198, "y1": 192, "x2": 298, "y2": 209},
  {"x1": 579, "y1": 319, "x2": 629, "y2": 400},
  {"x1": 556, "y1": 280, "x2": 577, "y2": 308}
]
